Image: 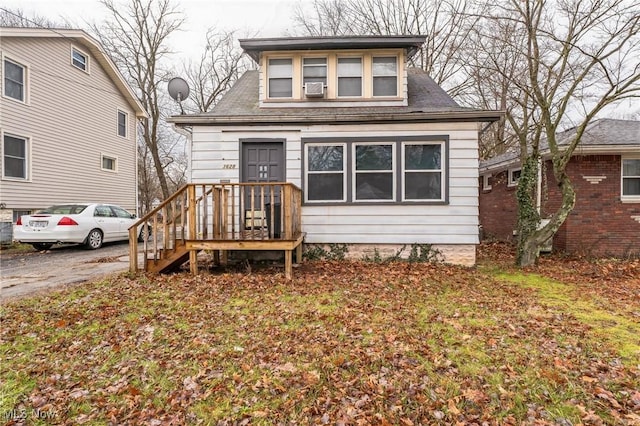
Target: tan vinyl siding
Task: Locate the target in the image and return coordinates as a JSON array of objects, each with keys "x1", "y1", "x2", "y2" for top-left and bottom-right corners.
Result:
[
  {"x1": 0, "y1": 36, "x2": 137, "y2": 213},
  {"x1": 190, "y1": 121, "x2": 480, "y2": 246}
]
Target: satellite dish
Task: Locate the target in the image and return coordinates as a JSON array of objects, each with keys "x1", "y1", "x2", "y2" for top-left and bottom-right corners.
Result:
[{"x1": 168, "y1": 77, "x2": 190, "y2": 114}]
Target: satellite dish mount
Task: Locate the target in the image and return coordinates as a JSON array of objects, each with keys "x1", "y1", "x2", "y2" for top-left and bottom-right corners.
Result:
[{"x1": 168, "y1": 77, "x2": 190, "y2": 114}]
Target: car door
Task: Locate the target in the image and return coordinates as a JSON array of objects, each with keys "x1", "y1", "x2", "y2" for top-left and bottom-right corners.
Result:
[
  {"x1": 110, "y1": 205, "x2": 136, "y2": 240},
  {"x1": 93, "y1": 205, "x2": 120, "y2": 242}
]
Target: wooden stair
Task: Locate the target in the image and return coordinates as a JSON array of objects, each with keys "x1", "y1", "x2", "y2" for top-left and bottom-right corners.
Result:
[{"x1": 146, "y1": 241, "x2": 191, "y2": 273}]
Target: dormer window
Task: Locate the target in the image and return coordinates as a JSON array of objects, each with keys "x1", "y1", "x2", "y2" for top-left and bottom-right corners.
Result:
[
  {"x1": 372, "y1": 56, "x2": 398, "y2": 97},
  {"x1": 303, "y1": 57, "x2": 327, "y2": 86},
  {"x1": 268, "y1": 58, "x2": 292, "y2": 98},
  {"x1": 337, "y1": 57, "x2": 362, "y2": 97}
]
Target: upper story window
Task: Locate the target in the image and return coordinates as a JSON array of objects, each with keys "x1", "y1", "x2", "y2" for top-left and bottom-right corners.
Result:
[
  {"x1": 622, "y1": 158, "x2": 640, "y2": 199},
  {"x1": 117, "y1": 110, "x2": 127, "y2": 138},
  {"x1": 268, "y1": 58, "x2": 293, "y2": 98},
  {"x1": 303, "y1": 57, "x2": 327, "y2": 85},
  {"x1": 3, "y1": 58, "x2": 26, "y2": 102},
  {"x1": 337, "y1": 57, "x2": 362, "y2": 97},
  {"x1": 71, "y1": 48, "x2": 88, "y2": 72},
  {"x1": 372, "y1": 56, "x2": 398, "y2": 97},
  {"x1": 3, "y1": 133, "x2": 29, "y2": 180}
]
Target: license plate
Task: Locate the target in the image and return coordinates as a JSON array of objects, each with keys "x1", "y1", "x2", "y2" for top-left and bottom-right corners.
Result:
[{"x1": 29, "y1": 221, "x2": 48, "y2": 228}]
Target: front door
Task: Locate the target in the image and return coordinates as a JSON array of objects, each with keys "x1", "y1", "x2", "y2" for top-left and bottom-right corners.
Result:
[{"x1": 241, "y1": 141, "x2": 284, "y2": 206}]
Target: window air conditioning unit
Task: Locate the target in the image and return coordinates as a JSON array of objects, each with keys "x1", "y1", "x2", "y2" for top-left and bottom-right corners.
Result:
[{"x1": 304, "y1": 82, "x2": 325, "y2": 98}]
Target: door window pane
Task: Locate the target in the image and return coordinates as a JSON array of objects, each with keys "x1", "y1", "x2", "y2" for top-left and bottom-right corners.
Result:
[
  {"x1": 3, "y1": 134, "x2": 27, "y2": 179},
  {"x1": 4, "y1": 59, "x2": 25, "y2": 101},
  {"x1": 338, "y1": 57, "x2": 362, "y2": 97},
  {"x1": 373, "y1": 57, "x2": 397, "y2": 97},
  {"x1": 268, "y1": 58, "x2": 292, "y2": 98}
]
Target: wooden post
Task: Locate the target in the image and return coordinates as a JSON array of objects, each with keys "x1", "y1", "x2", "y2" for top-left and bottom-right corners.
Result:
[
  {"x1": 296, "y1": 241, "x2": 303, "y2": 264},
  {"x1": 190, "y1": 250, "x2": 198, "y2": 274},
  {"x1": 129, "y1": 226, "x2": 138, "y2": 273},
  {"x1": 188, "y1": 185, "x2": 197, "y2": 274},
  {"x1": 283, "y1": 184, "x2": 292, "y2": 240},
  {"x1": 285, "y1": 249, "x2": 292, "y2": 280}
]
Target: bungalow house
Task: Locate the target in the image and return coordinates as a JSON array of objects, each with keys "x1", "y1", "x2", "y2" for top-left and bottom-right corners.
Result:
[
  {"x1": 151, "y1": 35, "x2": 501, "y2": 276},
  {"x1": 0, "y1": 27, "x2": 147, "y2": 227},
  {"x1": 479, "y1": 118, "x2": 640, "y2": 257}
]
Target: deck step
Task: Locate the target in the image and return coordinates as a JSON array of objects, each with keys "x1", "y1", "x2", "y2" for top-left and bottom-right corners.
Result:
[{"x1": 146, "y1": 242, "x2": 190, "y2": 273}]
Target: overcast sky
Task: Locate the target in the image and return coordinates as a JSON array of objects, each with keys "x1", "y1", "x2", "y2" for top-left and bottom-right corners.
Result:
[{"x1": 1, "y1": 0, "x2": 304, "y2": 61}]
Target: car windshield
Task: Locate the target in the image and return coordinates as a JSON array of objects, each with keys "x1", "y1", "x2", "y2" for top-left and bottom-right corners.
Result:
[{"x1": 37, "y1": 205, "x2": 88, "y2": 215}]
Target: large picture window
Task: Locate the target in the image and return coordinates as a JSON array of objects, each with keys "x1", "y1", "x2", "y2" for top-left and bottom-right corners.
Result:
[
  {"x1": 303, "y1": 137, "x2": 448, "y2": 204},
  {"x1": 3, "y1": 58, "x2": 25, "y2": 102},
  {"x1": 622, "y1": 158, "x2": 640, "y2": 198},
  {"x1": 354, "y1": 144, "x2": 394, "y2": 201},
  {"x1": 3, "y1": 134, "x2": 28, "y2": 179},
  {"x1": 372, "y1": 56, "x2": 397, "y2": 97},
  {"x1": 403, "y1": 143, "x2": 444, "y2": 201},
  {"x1": 268, "y1": 58, "x2": 293, "y2": 98},
  {"x1": 306, "y1": 144, "x2": 346, "y2": 201},
  {"x1": 337, "y1": 57, "x2": 362, "y2": 97}
]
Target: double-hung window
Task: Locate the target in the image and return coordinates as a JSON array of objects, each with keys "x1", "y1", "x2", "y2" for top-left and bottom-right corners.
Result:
[
  {"x1": 372, "y1": 56, "x2": 398, "y2": 97},
  {"x1": 354, "y1": 143, "x2": 394, "y2": 201},
  {"x1": 622, "y1": 158, "x2": 640, "y2": 199},
  {"x1": 3, "y1": 134, "x2": 28, "y2": 180},
  {"x1": 72, "y1": 48, "x2": 88, "y2": 72},
  {"x1": 268, "y1": 58, "x2": 293, "y2": 98},
  {"x1": 337, "y1": 57, "x2": 362, "y2": 97},
  {"x1": 117, "y1": 110, "x2": 127, "y2": 138},
  {"x1": 3, "y1": 58, "x2": 25, "y2": 102},
  {"x1": 303, "y1": 57, "x2": 327, "y2": 86},
  {"x1": 306, "y1": 144, "x2": 346, "y2": 202},
  {"x1": 403, "y1": 142, "x2": 444, "y2": 201}
]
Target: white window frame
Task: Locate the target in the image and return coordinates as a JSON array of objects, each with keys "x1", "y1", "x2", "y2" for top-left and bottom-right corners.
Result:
[
  {"x1": 2, "y1": 132, "x2": 30, "y2": 181},
  {"x1": 2, "y1": 56, "x2": 28, "y2": 104},
  {"x1": 101, "y1": 154, "x2": 118, "y2": 172},
  {"x1": 302, "y1": 56, "x2": 327, "y2": 86},
  {"x1": 267, "y1": 57, "x2": 293, "y2": 99},
  {"x1": 304, "y1": 142, "x2": 347, "y2": 203},
  {"x1": 482, "y1": 174, "x2": 492, "y2": 191},
  {"x1": 621, "y1": 156, "x2": 640, "y2": 202},
  {"x1": 508, "y1": 168, "x2": 521, "y2": 187},
  {"x1": 117, "y1": 109, "x2": 128, "y2": 138},
  {"x1": 337, "y1": 56, "x2": 363, "y2": 98},
  {"x1": 71, "y1": 47, "x2": 89, "y2": 72},
  {"x1": 372, "y1": 56, "x2": 398, "y2": 97},
  {"x1": 353, "y1": 142, "x2": 396, "y2": 202},
  {"x1": 401, "y1": 141, "x2": 445, "y2": 202}
]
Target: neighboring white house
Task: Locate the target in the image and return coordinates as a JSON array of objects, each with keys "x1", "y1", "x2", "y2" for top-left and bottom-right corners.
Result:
[
  {"x1": 168, "y1": 36, "x2": 501, "y2": 265},
  {"x1": 0, "y1": 27, "x2": 147, "y2": 224}
]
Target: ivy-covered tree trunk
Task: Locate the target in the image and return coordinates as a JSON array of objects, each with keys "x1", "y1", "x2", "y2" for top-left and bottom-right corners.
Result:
[{"x1": 516, "y1": 156, "x2": 541, "y2": 265}]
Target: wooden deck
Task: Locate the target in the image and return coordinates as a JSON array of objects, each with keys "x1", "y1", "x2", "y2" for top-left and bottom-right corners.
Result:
[{"x1": 128, "y1": 183, "x2": 304, "y2": 278}]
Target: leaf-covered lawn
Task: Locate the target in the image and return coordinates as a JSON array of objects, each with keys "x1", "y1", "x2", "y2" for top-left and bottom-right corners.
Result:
[{"x1": 2, "y1": 244, "x2": 639, "y2": 425}]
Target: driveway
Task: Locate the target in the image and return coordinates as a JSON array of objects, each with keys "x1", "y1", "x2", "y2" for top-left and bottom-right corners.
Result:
[{"x1": 0, "y1": 242, "x2": 139, "y2": 300}]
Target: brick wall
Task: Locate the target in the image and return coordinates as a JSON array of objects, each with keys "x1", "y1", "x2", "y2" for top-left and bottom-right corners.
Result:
[
  {"x1": 478, "y1": 170, "x2": 519, "y2": 241},
  {"x1": 480, "y1": 155, "x2": 640, "y2": 257}
]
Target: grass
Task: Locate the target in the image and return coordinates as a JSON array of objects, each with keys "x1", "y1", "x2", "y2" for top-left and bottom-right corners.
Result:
[{"x1": 1, "y1": 250, "x2": 639, "y2": 424}]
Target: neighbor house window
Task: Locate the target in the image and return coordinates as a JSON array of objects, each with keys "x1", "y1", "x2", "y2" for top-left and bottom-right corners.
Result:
[
  {"x1": 508, "y1": 168, "x2": 521, "y2": 186},
  {"x1": 3, "y1": 58, "x2": 25, "y2": 102},
  {"x1": 305, "y1": 144, "x2": 346, "y2": 202},
  {"x1": 402, "y1": 142, "x2": 444, "y2": 201},
  {"x1": 372, "y1": 56, "x2": 398, "y2": 97},
  {"x1": 482, "y1": 174, "x2": 492, "y2": 191},
  {"x1": 622, "y1": 158, "x2": 640, "y2": 198},
  {"x1": 102, "y1": 154, "x2": 117, "y2": 171},
  {"x1": 117, "y1": 110, "x2": 127, "y2": 137},
  {"x1": 337, "y1": 57, "x2": 362, "y2": 97},
  {"x1": 71, "y1": 48, "x2": 88, "y2": 72},
  {"x1": 354, "y1": 143, "x2": 394, "y2": 201},
  {"x1": 303, "y1": 57, "x2": 327, "y2": 85},
  {"x1": 3, "y1": 134, "x2": 28, "y2": 179},
  {"x1": 268, "y1": 58, "x2": 293, "y2": 98}
]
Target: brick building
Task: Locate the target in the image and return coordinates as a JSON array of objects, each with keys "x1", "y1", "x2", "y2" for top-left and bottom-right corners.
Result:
[{"x1": 479, "y1": 119, "x2": 640, "y2": 257}]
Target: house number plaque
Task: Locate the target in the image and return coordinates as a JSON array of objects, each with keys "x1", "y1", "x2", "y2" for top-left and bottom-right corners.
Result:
[{"x1": 222, "y1": 164, "x2": 236, "y2": 169}]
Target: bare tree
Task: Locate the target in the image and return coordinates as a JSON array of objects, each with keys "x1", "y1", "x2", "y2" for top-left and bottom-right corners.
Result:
[
  {"x1": 183, "y1": 28, "x2": 248, "y2": 113},
  {"x1": 477, "y1": 0, "x2": 640, "y2": 266},
  {"x1": 91, "y1": 0, "x2": 184, "y2": 202},
  {"x1": 290, "y1": 0, "x2": 479, "y2": 98},
  {"x1": 0, "y1": 6, "x2": 71, "y2": 28}
]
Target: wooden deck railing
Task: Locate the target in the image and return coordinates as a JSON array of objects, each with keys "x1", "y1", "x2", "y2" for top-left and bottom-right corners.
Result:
[{"x1": 128, "y1": 182, "x2": 303, "y2": 273}]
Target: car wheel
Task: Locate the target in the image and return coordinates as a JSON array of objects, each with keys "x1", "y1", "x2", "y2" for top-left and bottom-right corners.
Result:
[
  {"x1": 85, "y1": 229, "x2": 103, "y2": 250},
  {"x1": 32, "y1": 243, "x2": 53, "y2": 251},
  {"x1": 138, "y1": 225, "x2": 152, "y2": 242}
]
